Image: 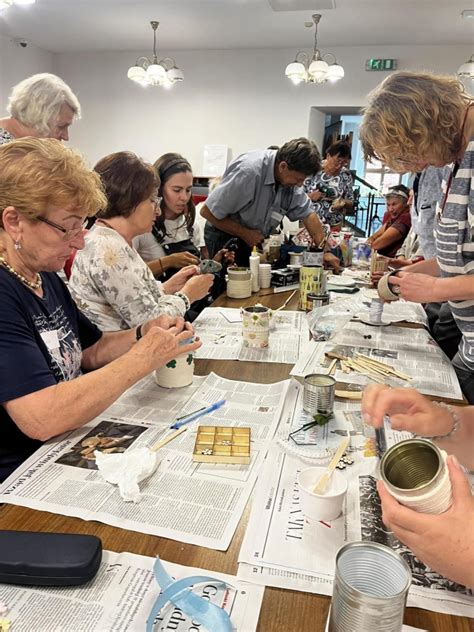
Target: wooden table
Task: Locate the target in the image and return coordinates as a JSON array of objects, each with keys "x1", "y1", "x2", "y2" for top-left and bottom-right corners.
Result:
[{"x1": 0, "y1": 289, "x2": 471, "y2": 631}]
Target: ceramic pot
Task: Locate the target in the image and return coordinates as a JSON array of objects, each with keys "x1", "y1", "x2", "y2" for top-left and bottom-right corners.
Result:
[{"x1": 155, "y1": 351, "x2": 194, "y2": 388}]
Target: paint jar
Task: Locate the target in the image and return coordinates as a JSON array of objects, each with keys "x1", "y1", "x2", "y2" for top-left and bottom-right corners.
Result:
[
  {"x1": 303, "y1": 374, "x2": 336, "y2": 414},
  {"x1": 329, "y1": 541, "x2": 411, "y2": 632},
  {"x1": 307, "y1": 293, "x2": 330, "y2": 311},
  {"x1": 227, "y1": 267, "x2": 252, "y2": 299},
  {"x1": 380, "y1": 438, "x2": 453, "y2": 514},
  {"x1": 298, "y1": 467, "x2": 348, "y2": 522},
  {"x1": 299, "y1": 265, "x2": 324, "y2": 310},
  {"x1": 241, "y1": 305, "x2": 271, "y2": 348}
]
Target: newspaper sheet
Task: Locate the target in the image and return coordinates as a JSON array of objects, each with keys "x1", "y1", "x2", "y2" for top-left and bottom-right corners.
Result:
[
  {"x1": 0, "y1": 373, "x2": 289, "y2": 551},
  {"x1": 237, "y1": 447, "x2": 474, "y2": 617},
  {"x1": 0, "y1": 550, "x2": 264, "y2": 632},
  {"x1": 193, "y1": 307, "x2": 309, "y2": 364},
  {"x1": 291, "y1": 324, "x2": 463, "y2": 401}
]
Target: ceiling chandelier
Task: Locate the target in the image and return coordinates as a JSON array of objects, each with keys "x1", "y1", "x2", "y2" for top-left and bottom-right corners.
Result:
[
  {"x1": 127, "y1": 21, "x2": 184, "y2": 88},
  {"x1": 0, "y1": 0, "x2": 35, "y2": 8},
  {"x1": 457, "y1": 54, "x2": 474, "y2": 80},
  {"x1": 285, "y1": 14, "x2": 344, "y2": 85}
]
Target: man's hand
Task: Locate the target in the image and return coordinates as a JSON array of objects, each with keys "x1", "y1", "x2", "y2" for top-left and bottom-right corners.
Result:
[
  {"x1": 242, "y1": 228, "x2": 264, "y2": 248},
  {"x1": 323, "y1": 252, "x2": 341, "y2": 273}
]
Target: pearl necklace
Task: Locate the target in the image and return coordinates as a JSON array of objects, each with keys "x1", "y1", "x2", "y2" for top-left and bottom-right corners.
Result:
[{"x1": 0, "y1": 256, "x2": 42, "y2": 290}]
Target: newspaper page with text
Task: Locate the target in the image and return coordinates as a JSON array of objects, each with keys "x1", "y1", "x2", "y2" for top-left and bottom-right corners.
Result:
[
  {"x1": 0, "y1": 550, "x2": 264, "y2": 632},
  {"x1": 0, "y1": 373, "x2": 289, "y2": 551}
]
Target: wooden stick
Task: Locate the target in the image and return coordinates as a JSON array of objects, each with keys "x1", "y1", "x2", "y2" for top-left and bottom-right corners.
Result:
[
  {"x1": 274, "y1": 290, "x2": 297, "y2": 312},
  {"x1": 355, "y1": 353, "x2": 412, "y2": 381},
  {"x1": 335, "y1": 389, "x2": 362, "y2": 400},
  {"x1": 313, "y1": 436, "x2": 350, "y2": 495},
  {"x1": 151, "y1": 427, "x2": 187, "y2": 452},
  {"x1": 327, "y1": 358, "x2": 338, "y2": 376}
]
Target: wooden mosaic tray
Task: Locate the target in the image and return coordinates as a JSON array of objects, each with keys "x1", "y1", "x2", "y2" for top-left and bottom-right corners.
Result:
[{"x1": 192, "y1": 426, "x2": 251, "y2": 464}]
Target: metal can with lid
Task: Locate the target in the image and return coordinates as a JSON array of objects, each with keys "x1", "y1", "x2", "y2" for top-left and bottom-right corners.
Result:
[{"x1": 306, "y1": 293, "x2": 330, "y2": 311}]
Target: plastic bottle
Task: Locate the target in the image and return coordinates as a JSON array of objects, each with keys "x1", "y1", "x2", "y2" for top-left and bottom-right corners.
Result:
[{"x1": 249, "y1": 246, "x2": 260, "y2": 292}]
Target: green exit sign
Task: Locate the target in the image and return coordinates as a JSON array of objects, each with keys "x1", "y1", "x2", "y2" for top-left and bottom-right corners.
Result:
[{"x1": 365, "y1": 59, "x2": 397, "y2": 71}]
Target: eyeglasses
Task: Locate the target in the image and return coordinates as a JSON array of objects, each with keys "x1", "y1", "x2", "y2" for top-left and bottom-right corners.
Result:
[
  {"x1": 37, "y1": 215, "x2": 88, "y2": 241},
  {"x1": 151, "y1": 196, "x2": 162, "y2": 210}
]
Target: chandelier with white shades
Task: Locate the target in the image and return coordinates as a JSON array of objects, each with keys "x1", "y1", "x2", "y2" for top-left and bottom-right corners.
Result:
[
  {"x1": 285, "y1": 14, "x2": 344, "y2": 85},
  {"x1": 127, "y1": 21, "x2": 184, "y2": 88}
]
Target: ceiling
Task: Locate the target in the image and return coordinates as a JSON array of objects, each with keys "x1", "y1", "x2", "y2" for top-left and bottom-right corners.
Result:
[{"x1": 0, "y1": 0, "x2": 472, "y2": 53}]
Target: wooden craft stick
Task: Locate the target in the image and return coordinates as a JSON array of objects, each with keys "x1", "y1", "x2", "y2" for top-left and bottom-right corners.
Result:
[
  {"x1": 355, "y1": 353, "x2": 412, "y2": 381},
  {"x1": 313, "y1": 436, "x2": 350, "y2": 495},
  {"x1": 274, "y1": 289, "x2": 297, "y2": 312},
  {"x1": 335, "y1": 389, "x2": 363, "y2": 400},
  {"x1": 328, "y1": 358, "x2": 337, "y2": 376},
  {"x1": 151, "y1": 427, "x2": 187, "y2": 452},
  {"x1": 325, "y1": 351, "x2": 347, "y2": 361}
]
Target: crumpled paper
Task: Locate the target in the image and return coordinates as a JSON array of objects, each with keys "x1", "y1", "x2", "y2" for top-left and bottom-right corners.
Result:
[{"x1": 95, "y1": 448, "x2": 159, "y2": 503}]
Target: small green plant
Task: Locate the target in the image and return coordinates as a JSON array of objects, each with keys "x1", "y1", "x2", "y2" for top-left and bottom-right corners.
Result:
[{"x1": 312, "y1": 412, "x2": 333, "y2": 426}]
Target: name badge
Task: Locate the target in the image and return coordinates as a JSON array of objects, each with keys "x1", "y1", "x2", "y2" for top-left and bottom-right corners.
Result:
[{"x1": 41, "y1": 329, "x2": 60, "y2": 351}]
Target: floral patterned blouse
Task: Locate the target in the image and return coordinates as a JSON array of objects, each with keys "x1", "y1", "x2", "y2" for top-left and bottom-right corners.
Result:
[
  {"x1": 304, "y1": 166, "x2": 354, "y2": 227},
  {"x1": 0, "y1": 128, "x2": 14, "y2": 145},
  {"x1": 69, "y1": 225, "x2": 188, "y2": 331}
]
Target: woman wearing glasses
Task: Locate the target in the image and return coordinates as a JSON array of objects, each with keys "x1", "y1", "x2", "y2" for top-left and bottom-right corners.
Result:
[
  {"x1": 0, "y1": 138, "x2": 200, "y2": 481},
  {"x1": 360, "y1": 71, "x2": 474, "y2": 402},
  {"x1": 303, "y1": 141, "x2": 354, "y2": 229},
  {"x1": 69, "y1": 152, "x2": 213, "y2": 332}
]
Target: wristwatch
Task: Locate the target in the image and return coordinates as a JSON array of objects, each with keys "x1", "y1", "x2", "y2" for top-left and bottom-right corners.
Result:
[{"x1": 135, "y1": 323, "x2": 144, "y2": 341}]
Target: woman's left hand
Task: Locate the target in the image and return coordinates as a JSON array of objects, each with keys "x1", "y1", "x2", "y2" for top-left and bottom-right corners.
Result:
[
  {"x1": 214, "y1": 248, "x2": 235, "y2": 265},
  {"x1": 377, "y1": 456, "x2": 474, "y2": 588},
  {"x1": 162, "y1": 265, "x2": 199, "y2": 294},
  {"x1": 387, "y1": 271, "x2": 438, "y2": 303}
]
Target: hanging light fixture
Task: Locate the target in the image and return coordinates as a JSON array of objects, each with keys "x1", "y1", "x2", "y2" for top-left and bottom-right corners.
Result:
[
  {"x1": 0, "y1": 0, "x2": 35, "y2": 9},
  {"x1": 127, "y1": 21, "x2": 184, "y2": 88},
  {"x1": 457, "y1": 54, "x2": 474, "y2": 80},
  {"x1": 285, "y1": 14, "x2": 344, "y2": 85}
]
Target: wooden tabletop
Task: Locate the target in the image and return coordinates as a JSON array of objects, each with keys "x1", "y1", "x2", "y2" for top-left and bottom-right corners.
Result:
[{"x1": 0, "y1": 288, "x2": 471, "y2": 631}]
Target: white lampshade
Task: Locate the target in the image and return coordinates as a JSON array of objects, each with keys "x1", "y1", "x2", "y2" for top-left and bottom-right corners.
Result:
[
  {"x1": 326, "y1": 63, "x2": 345, "y2": 83},
  {"x1": 168, "y1": 67, "x2": 184, "y2": 82},
  {"x1": 146, "y1": 63, "x2": 166, "y2": 80},
  {"x1": 285, "y1": 61, "x2": 307, "y2": 83},
  {"x1": 0, "y1": 0, "x2": 13, "y2": 9},
  {"x1": 457, "y1": 56, "x2": 474, "y2": 79},
  {"x1": 127, "y1": 65, "x2": 147, "y2": 83},
  {"x1": 13, "y1": 0, "x2": 35, "y2": 4},
  {"x1": 309, "y1": 59, "x2": 329, "y2": 82}
]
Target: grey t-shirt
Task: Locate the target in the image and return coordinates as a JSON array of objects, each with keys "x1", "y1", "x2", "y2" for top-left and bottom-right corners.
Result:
[
  {"x1": 205, "y1": 149, "x2": 312, "y2": 237},
  {"x1": 412, "y1": 166, "x2": 445, "y2": 260}
]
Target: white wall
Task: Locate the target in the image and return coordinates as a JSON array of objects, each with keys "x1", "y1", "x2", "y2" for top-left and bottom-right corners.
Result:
[
  {"x1": 47, "y1": 43, "x2": 472, "y2": 172},
  {"x1": 0, "y1": 35, "x2": 53, "y2": 110},
  {"x1": 308, "y1": 108, "x2": 326, "y2": 152}
]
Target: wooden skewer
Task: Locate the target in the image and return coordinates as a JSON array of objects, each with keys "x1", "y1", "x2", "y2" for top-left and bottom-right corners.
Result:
[
  {"x1": 151, "y1": 427, "x2": 187, "y2": 452},
  {"x1": 274, "y1": 289, "x2": 297, "y2": 312},
  {"x1": 313, "y1": 436, "x2": 350, "y2": 495}
]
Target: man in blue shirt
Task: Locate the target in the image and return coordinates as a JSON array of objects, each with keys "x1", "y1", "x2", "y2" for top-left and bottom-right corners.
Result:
[{"x1": 201, "y1": 138, "x2": 327, "y2": 266}]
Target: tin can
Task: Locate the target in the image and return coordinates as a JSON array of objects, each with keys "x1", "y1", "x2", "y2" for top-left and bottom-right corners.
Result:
[
  {"x1": 307, "y1": 293, "x2": 330, "y2": 311},
  {"x1": 299, "y1": 265, "x2": 324, "y2": 310},
  {"x1": 329, "y1": 541, "x2": 411, "y2": 632},
  {"x1": 303, "y1": 373, "x2": 336, "y2": 414},
  {"x1": 380, "y1": 438, "x2": 452, "y2": 514}
]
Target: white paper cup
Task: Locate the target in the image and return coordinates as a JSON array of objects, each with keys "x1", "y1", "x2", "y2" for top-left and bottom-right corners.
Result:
[{"x1": 298, "y1": 467, "x2": 348, "y2": 521}]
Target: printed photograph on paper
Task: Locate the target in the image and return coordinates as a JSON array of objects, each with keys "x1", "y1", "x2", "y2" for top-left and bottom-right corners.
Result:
[{"x1": 56, "y1": 420, "x2": 146, "y2": 470}]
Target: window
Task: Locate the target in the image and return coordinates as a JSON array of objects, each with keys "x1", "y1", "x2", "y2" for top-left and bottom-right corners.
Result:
[{"x1": 364, "y1": 159, "x2": 404, "y2": 193}]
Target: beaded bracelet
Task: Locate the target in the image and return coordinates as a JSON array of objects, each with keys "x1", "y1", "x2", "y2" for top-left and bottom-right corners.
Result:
[
  {"x1": 428, "y1": 401, "x2": 461, "y2": 440},
  {"x1": 175, "y1": 291, "x2": 191, "y2": 312}
]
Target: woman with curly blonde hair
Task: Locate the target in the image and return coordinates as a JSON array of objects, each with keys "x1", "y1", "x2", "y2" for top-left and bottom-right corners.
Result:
[
  {"x1": 0, "y1": 138, "x2": 200, "y2": 480},
  {"x1": 360, "y1": 71, "x2": 474, "y2": 402}
]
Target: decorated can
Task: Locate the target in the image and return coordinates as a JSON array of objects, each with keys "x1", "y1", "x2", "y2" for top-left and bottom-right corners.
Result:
[{"x1": 299, "y1": 265, "x2": 324, "y2": 310}]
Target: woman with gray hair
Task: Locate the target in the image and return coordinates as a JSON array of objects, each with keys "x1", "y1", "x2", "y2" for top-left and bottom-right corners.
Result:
[{"x1": 0, "y1": 73, "x2": 80, "y2": 144}]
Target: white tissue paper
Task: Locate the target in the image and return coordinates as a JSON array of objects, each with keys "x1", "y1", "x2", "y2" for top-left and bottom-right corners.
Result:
[{"x1": 95, "y1": 448, "x2": 159, "y2": 503}]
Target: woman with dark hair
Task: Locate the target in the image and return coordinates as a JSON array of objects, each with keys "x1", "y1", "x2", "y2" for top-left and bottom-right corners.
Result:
[
  {"x1": 134, "y1": 152, "x2": 233, "y2": 279},
  {"x1": 304, "y1": 140, "x2": 354, "y2": 229},
  {"x1": 366, "y1": 184, "x2": 412, "y2": 258},
  {"x1": 69, "y1": 152, "x2": 213, "y2": 331}
]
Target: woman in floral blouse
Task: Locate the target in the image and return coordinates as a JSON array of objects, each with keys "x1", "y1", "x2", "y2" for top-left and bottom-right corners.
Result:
[
  {"x1": 304, "y1": 141, "x2": 354, "y2": 229},
  {"x1": 69, "y1": 152, "x2": 213, "y2": 331}
]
